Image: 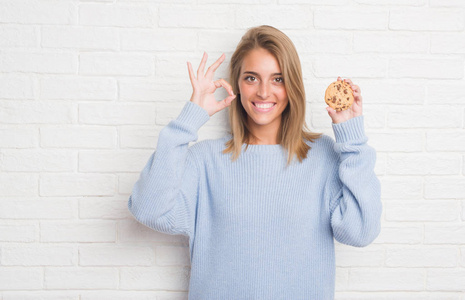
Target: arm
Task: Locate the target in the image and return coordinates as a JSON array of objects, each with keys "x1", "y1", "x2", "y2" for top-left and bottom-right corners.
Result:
[
  {"x1": 127, "y1": 101, "x2": 209, "y2": 237},
  {"x1": 128, "y1": 52, "x2": 236, "y2": 237},
  {"x1": 328, "y1": 115, "x2": 382, "y2": 247}
]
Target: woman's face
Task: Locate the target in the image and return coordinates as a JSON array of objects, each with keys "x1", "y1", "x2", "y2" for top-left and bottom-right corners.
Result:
[{"x1": 238, "y1": 48, "x2": 289, "y2": 132}]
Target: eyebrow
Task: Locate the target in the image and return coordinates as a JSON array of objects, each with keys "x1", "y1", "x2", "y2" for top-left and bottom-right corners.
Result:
[{"x1": 243, "y1": 71, "x2": 282, "y2": 76}]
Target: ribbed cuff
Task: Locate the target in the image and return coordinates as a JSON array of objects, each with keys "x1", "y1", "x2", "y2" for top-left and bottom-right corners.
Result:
[
  {"x1": 175, "y1": 101, "x2": 210, "y2": 131},
  {"x1": 332, "y1": 115, "x2": 366, "y2": 143}
]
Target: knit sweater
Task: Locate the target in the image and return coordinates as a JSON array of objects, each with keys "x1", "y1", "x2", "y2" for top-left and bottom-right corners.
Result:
[{"x1": 128, "y1": 101, "x2": 382, "y2": 300}]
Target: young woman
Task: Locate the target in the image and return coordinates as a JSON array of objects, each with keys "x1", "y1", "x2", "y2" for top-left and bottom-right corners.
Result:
[{"x1": 128, "y1": 25, "x2": 382, "y2": 299}]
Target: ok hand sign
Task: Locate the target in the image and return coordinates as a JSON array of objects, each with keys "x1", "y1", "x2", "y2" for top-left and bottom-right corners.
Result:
[{"x1": 187, "y1": 52, "x2": 236, "y2": 117}]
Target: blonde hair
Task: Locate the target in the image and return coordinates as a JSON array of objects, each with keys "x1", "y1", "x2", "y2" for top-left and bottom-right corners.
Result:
[{"x1": 223, "y1": 25, "x2": 322, "y2": 165}]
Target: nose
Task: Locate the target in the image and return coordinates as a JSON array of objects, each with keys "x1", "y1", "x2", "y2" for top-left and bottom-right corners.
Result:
[{"x1": 257, "y1": 82, "x2": 270, "y2": 99}]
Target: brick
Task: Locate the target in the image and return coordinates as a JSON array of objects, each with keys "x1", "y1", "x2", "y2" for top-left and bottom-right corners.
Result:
[
  {"x1": 335, "y1": 268, "x2": 349, "y2": 291},
  {"x1": 235, "y1": 6, "x2": 312, "y2": 29},
  {"x1": 156, "y1": 52, "x2": 229, "y2": 80},
  {"x1": 388, "y1": 106, "x2": 461, "y2": 128},
  {"x1": 424, "y1": 177, "x2": 465, "y2": 199},
  {"x1": 119, "y1": 266, "x2": 190, "y2": 290},
  {"x1": 0, "y1": 199, "x2": 74, "y2": 220},
  {"x1": 40, "y1": 221, "x2": 116, "y2": 243},
  {"x1": 0, "y1": 0, "x2": 75, "y2": 25},
  {"x1": 41, "y1": 26, "x2": 118, "y2": 50},
  {"x1": 425, "y1": 224, "x2": 465, "y2": 244},
  {"x1": 2, "y1": 244, "x2": 75, "y2": 266},
  {"x1": 0, "y1": 25, "x2": 37, "y2": 47},
  {"x1": 379, "y1": 177, "x2": 423, "y2": 199},
  {"x1": 119, "y1": 126, "x2": 159, "y2": 149},
  {"x1": 374, "y1": 152, "x2": 386, "y2": 176},
  {"x1": 80, "y1": 291, "x2": 157, "y2": 300},
  {"x1": 289, "y1": 31, "x2": 351, "y2": 54},
  {"x1": 387, "y1": 153, "x2": 461, "y2": 175},
  {"x1": 386, "y1": 200, "x2": 459, "y2": 222},
  {"x1": 348, "y1": 268, "x2": 425, "y2": 291},
  {"x1": 40, "y1": 76, "x2": 116, "y2": 100},
  {"x1": 431, "y1": 33, "x2": 465, "y2": 54},
  {"x1": 79, "y1": 53, "x2": 153, "y2": 76},
  {"x1": 354, "y1": 0, "x2": 425, "y2": 5},
  {"x1": 156, "y1": 246, "x2": 190, "y2": 266},
  {"x1": 0, "y1": 101, "x2": 73, "y2": 124},
  {"x1": 119, "y1": 173, "x2": 140, "y2": 195},
  {"x1": 0, "y1": 173, "x2": 38, "y2": 196},
  {"x1": 40, "y1": 126, "x2": 116, "y2": 149},
  {"x1": 427, "y1": 82, "x2": 465, "y2": 104},
  {"x1": 121, "y1": 29, "x2": 196, "y2": 51},
  {"x1": 374, "y1": 225, "x2": 423, "y2": 244},
  {"x1": 0, "y1": 267, "x2": 42, "y2": 290},
  {"x1": 118, "y1": 220, "x2": 188, "y2": 245},
  {"x1": 79, "y1": 3, "x2": 155, "y2": 27},
  {"x1": 314, "y1": 8, "x2": 388, "y2": 30},
  {"x1": 0, "y1": 224, "x2": 37, "y2": 242},
  {"x1": 0, "y1": 52, "x2": 77, "y2": 74},
  {"x1": 39, "y1": 173, "x2": 115, "y2": 197},
  {"x1": 354, "y1": 32, "x2": 428, "y2": 53},
  {"x1": 79, "y1": 150, "x2": 152, "y2": 172},
  {"x1": 44, "y1": 267, "x2": 117, "y2": 289},
  {"x1": 389, "y1": 58, "x2": 464, "y2": 79},
  {"x1": 119, "y1": 80, "x2": 190, "y2": 102},
  {"x1": 335, "y1": 244, "x2": 384, "y2": 267},
  {"x1": 198, "y1": 30, "x2": 244, "y2": 52},
  {"x1": 314, "y1": 56, "x2": 386, "y2": 78},
  {"x1": 79, "y1": 103, "x2": 156, "y2": 125},
  {"x1": 279, "y1": 0, "x2": 347, "y2": 3},
  {"x1": 2, "y1": 291, "x2": 78, "y2": 300},
  {"x1": 427, "y1": 269, "x2": 465, "y2": 291},
  {"x1": 79, "y1": 244, "x2": 154, "y2": 266},
  {"x1": 461, "y1": 247, "x2": 465, "y2": 267},
  {"x1": 79, "y1": 196, "x2": 132, "y2": 219},
  {"x1": 390, "y1": 8, "x2": 465, "y2": 31},
  {"x1": 369, "y1": 132, "x2": 424, "y2": 152},
  {"x1": 0, "y1": 127, "x2": 38, "y2": 148},
  {"x1": 159, "y1": 5, "x2": 232, "y2": 29},
  {"x1": 358, "y1": 80, "x2": 425, "y2": 105},
  {"x1": 0, "y1": 149, "x2": 76, "y2": 172},
  {"x1": 0, "y1": 75, "x2": 34, "y2": 99},
  {"x1": 430, "y1": 0, "x2": 465, "y2": 7},
  {"x1": 427, "y1": 131, "x2": 465, "y2": 152},
  {"x1": 386, "y1": 246, "x2": 457, "y2": 267}
]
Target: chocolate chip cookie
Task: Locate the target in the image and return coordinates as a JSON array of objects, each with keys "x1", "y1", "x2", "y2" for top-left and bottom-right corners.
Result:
[{"x1": 324, "y1": 80, "x2": 354, "y2": 112}]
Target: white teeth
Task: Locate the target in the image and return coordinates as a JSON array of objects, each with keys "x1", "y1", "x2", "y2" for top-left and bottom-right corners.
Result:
[{"x1": 255, "y1": 103, "x2": 274, "y2": 109}]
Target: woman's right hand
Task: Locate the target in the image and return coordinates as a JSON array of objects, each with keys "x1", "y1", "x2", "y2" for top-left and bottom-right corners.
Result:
[{"x1": 187, "y1": 52, "x2": 236, "y2": 117}]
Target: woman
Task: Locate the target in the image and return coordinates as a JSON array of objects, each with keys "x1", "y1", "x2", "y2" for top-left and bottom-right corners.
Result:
[{"x1": 128, "y1": 25, "x2": 382, "y2": 299}]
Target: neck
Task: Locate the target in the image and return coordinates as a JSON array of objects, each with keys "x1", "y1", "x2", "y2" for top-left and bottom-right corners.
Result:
[{"x1": 247, "y1": 118, "x2": 281, "y2": 145}]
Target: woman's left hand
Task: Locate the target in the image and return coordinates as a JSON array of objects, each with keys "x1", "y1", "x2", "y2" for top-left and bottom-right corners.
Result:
[{"x1": 326, "y1": 77, "x2": 363, "y2": 124}]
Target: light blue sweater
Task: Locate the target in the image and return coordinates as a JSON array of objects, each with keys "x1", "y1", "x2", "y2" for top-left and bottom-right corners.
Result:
[{"x1": 128, "y1": 101, "x2": 382, "y2": 300}]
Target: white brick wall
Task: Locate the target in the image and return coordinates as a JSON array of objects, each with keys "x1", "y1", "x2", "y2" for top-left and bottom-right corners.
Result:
[{"x1": 0, "y1": 0, "x2": 464, "y2": 299}]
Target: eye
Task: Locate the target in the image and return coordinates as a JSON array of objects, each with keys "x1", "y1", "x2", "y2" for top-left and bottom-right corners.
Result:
[
  {"x1": 274, "y1": 77, "x2": 284, "y2": 83},
  {"x1": 244, "y1": 76, "x2": 256, "y2": 82}
]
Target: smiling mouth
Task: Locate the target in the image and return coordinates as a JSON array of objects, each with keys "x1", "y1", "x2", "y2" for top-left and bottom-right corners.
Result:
[{"x1": 253, "y1": 102, "x2": 276, "y2": 109}]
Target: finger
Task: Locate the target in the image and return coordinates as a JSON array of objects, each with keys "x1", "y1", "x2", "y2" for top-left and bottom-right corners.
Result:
[
  {"x1": 352, "y1": 85, "x2": 360, "y2": 94},
  {"x1": 214, "y1": 78, "x2": 235, "y2": 96},
  {"x1": 197, "y1": 52, "x2": 208, "y2": 78},
  {"x1": 219, "y1": 94, "x2": 237, "y2": 109},
  {"x1": 187, "y1": 62, "x2": 196, "y2": 87},
  {"x1": 206, "y1": 53, "x2": 225, "y2": 80},
  {"x1": 344, "y1": 78, "x2": 354, "y2": 85},
  {"x1": 337, "y1": 76, "x2": 342, "y2": 82}
]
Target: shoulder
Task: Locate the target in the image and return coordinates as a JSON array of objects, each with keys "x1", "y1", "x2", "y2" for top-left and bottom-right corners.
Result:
[
  {"x1": 188, "y1": 134, "x2": 230, "y2": 157},
  {"x1": 305, "y1": 134, "x2": 338, "y2": 164}
]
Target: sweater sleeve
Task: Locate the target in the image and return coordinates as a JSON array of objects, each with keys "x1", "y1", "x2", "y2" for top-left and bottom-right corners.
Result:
[
  {"x1": 127, "y1": 101, "x2": 210, "y2": 238},
  {"x1": 327, "y1": 115, "x2": 382, "y2": 247}
]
